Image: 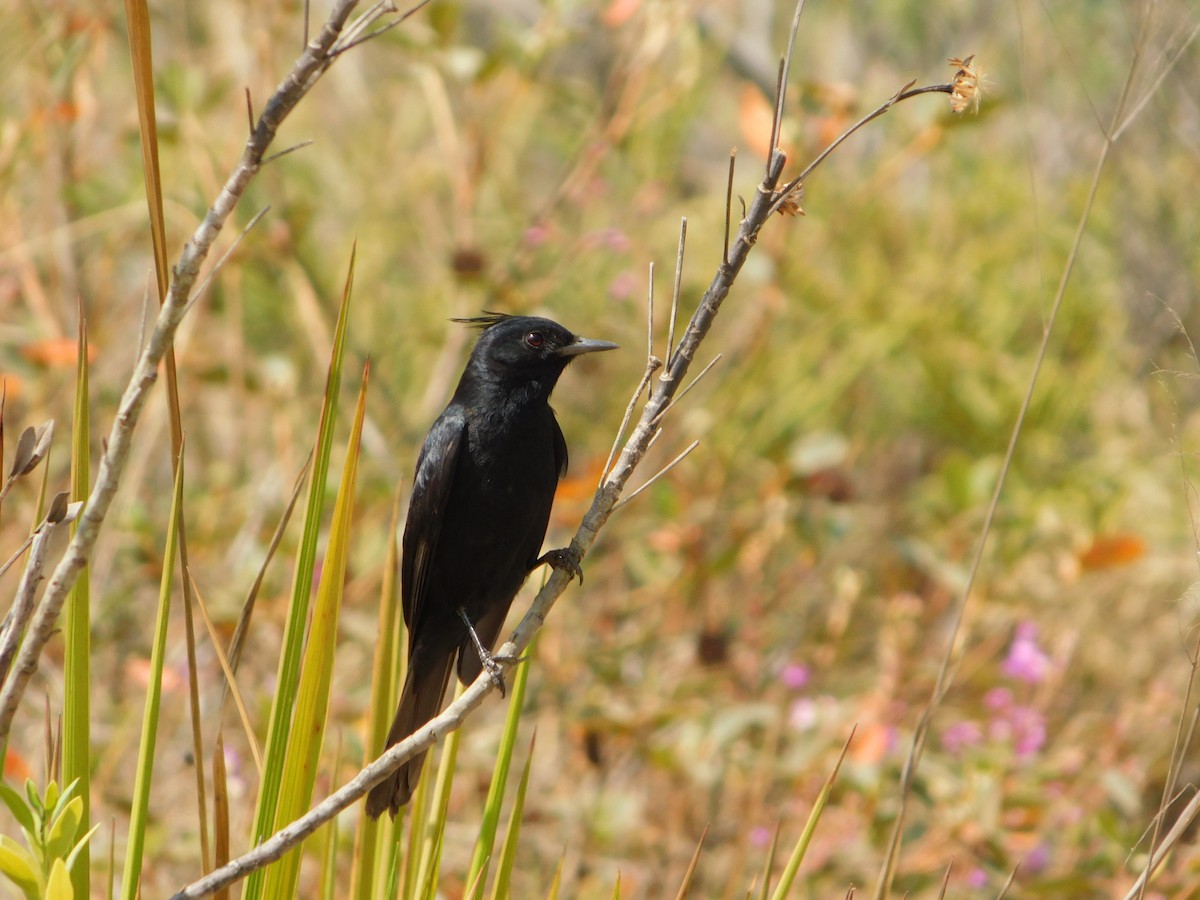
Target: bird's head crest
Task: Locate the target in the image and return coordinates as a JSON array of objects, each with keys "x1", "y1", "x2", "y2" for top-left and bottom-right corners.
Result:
[{"x1": 450, "y1": 311, "x2": 511, "y2": 331}]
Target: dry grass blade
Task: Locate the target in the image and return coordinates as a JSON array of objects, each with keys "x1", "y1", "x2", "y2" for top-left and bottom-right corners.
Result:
[
  {"x1": 672, "y1": 824, "x2": 709, "y2": 900},
  {"x1": 192, "y1": 576, "x2": 263, "y2": 774},
  {"x1": 212, "y1": 735, "x2": 231, "y2": 900},
  {"x1": 220, "y1": 451, "x2": 313, "y2": 699},
  {"x1": 124, "y1": 0, "x2": 210, "y2": 871}
]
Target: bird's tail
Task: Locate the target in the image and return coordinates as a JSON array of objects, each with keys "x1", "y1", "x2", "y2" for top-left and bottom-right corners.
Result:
[{"x1": 365, "y1": 648, "x2": 454, "y2": 818}]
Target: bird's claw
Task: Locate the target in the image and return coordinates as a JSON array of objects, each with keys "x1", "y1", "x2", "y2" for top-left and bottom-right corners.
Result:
[
  {"x1": 480, "y1": 652, "x2": 508, "y2": 697},
  {"x1": 459, "y1": 607, "x2": 525, "y2": 696},
  {"x1": 537, "y1": 547, "x2": 584, "y2": 584}
]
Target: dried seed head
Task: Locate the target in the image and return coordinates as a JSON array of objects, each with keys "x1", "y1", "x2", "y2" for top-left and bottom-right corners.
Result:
[
  {"x1": 949, "y1": 54, "x2": 982, "y2": 114},
  {"x1": 774, "y1": 182, "x2": 805, "y2": 217}
]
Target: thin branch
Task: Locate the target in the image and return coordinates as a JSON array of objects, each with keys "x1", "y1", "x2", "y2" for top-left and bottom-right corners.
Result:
[
  {"x1": 650, "y1": 354, "x2": 722, "y2": 427},
  {"x1": 331, "y1": 0, "x2": 432, "y2": 57},
  {"x1": 664, "y1": 217, "x2": 686, "y2": 368},
  {"x1": 261, "y1": 140, "x2": 315, "y2": 167},
  {"x1": 771, "y1": 0, "x2": 807, "y2": 161},
  {"x1": 770, "y1": 80, "x2": 951, "y2": 217},
  {"x1": 0, "y1": 496, "x2": 76, "y2": 687},
  {"x1": 600, "y1": 355, "x2": 660, "y2": 487},
  {"x1": 646, "y1": 261, "x2": 656, "y2": 362},
  {"x1": 723, "y1": 149, "x2": 736, "y2": 266},
  {"x1": 185, "y1": 206, "x2": 271, "y2": 317},
  {"x1": 611, "y1": 440, "x2": 700, "y2": 512}
]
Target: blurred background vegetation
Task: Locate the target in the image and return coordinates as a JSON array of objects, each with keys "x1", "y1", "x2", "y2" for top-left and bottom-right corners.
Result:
[{"x1": 2, "y1": 0, "x2": 1200, "y2": 895}]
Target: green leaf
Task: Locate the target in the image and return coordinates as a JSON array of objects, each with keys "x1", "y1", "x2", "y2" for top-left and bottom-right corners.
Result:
[
  {"x1": 45, "y1": 796, "x2": 83, "y2": 862},
  {"x1": 65, "y1": 823, "x2": 101, "y2": 873},
  {"x1": 45, "y1": 858, "x2": 74, "y2": 900},
  {"x1": 0, "y1": 836, "x2": 43, "y2": 900},
  {"x1": 47, "y1": 780, "x2": 78, "y2": 822},
  {"x1": 0, "y1": 782, "x2": 35, "y2": 834},
  {"x1": 25, "y1": 779, "x2": 43, "y2": 815}
]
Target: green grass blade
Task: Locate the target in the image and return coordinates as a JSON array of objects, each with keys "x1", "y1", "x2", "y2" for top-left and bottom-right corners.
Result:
[
  {"x1": 350, "y1": 489, "x2": 405, "y2": 900},
  {"x1": 467, "y1": 636, "x2": 538, "y2": 896},
  {"x1": 756, "y1": 824, "x2": 781, "y2": 900},
  {"x1": 414, "y1": 689, "x2": 463, "y2": 900},
  {"x1": 245, "y1": 244, "x2": 356, "y2": 900},
  {"x1": 260, "y1": 360, "x2": 369, "y2": 899},
  {"x1": 488, "y1": 731, "x2": 537, "y2": 900},
  {"x1": 402, "y1": 755, "x2": 433, "y2": 898},
  {"x1": 319, "y1": 735, "x2": 344, "y2": 900},
  {"x1": 119, "y1": 444, "x2": 185, "y2": 900},
  {"x1": 62, "y1": 316, "x2": 89, "y2": 899},
  {"x1": 767, "y1": 728, "x2": 853, "y2": 900},
  {"x1": 545, "y1": 857, "x2": 563, "y2": 900}
]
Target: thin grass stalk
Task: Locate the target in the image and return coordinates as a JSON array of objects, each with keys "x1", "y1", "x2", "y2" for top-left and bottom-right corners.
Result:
[
  {"x1": 466, "y1": 635, "x2": 538, "y2": 896},
  {"x1": 119, "y1": 445, "x2": 186, "y2": 900},
  {"x1": 402, "y1": 755, "x2": 432, "y2": 898},
  {"x1": 62, "y1": 317, "x2": 90, "y2": 899},
  {"x1": 350, "y1": 490, "x2": 405, "y2": 900},
  {"x1": 488, "y1": 732, "x2": 536, "y2": 900},
  {"x1": 319, "y1": 736, "x2": 344, "y2": 900},
  {"x1": 244, "y1": 246, "x2": 356, "y2": 900},
  {"x1": 122, "y1": 0, "x2": 210, "y2": 871},
  {"x1": 416, "y1": 691, "x2": 465, "y2": 899},
  {"x1": 212, "y1": 735, "x2": 230, "y2": 900},
  {"x1": 755, "y1": 825, "x2": 780, "y2": 900},
  {"x1": 261, "y1": 360, "x2": 369, "y2": 899},
  {"x1": 545, "y1": 858, "x2": 563, "y2": 900}
]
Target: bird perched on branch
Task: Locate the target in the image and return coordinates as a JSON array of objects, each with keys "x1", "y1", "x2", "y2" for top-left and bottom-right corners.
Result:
[{"x1": 366, "y1": 313, "x2": 618, "y2": 818}]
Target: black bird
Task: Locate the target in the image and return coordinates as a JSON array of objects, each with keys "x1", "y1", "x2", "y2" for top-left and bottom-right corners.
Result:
[{"x1": 366, "y1": 314, "x2": 618, "y2": 818}]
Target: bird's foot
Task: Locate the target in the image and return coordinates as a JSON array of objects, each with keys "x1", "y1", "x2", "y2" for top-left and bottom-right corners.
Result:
[
  {"x1": 536, "y1": 547, "x2": 584, "y2": 584},
  {"x1": 458, "y1": 607, "x2": 512, "y2": 697}
]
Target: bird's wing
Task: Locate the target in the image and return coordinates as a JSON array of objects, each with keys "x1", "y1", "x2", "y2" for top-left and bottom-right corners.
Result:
[
  {"x1": 553, "y1": 415, "x2": 568, "y2": 478},
  {"x1": 402, "y1": 411, "x2": 466, "y2": 637}
]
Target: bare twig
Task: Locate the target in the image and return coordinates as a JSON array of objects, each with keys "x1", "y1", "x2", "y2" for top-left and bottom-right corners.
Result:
[
  {"x1": 723, "y1": 150, "x2": 736, "y2": 266},
  {"x1": 612, "y1": 440, "x2": 701, "y2": 512},
  {"x1": 664, "y1": 217, "x2": 686, "y2": 368},
  {"x1": 0, "y1": 495, "x2": 77, "y2": 687},
  {"x1": 650, "y1": 354, "x2": 722, "y2": 427}
]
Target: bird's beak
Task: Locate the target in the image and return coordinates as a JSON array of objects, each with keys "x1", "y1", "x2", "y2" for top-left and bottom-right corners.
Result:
[{"x1": 557, "y1": 336, "x2": 619, "y2": 357}]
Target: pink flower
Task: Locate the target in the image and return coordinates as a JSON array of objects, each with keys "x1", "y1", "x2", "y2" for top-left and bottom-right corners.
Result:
[
  {"x1": 984, "y1": 686, "x2": 1013, "y2": 711},
  {"x1": 748, "y1": 825, "x2": 772, "y2": 849},
  {"x1": 941, "y1": 720, "x2": 983, "y2": 754},
  {"x1": 780, "y1": 663, "x2": 810, "y2": 690},
  {"x1": 1001, "y1": 622, "x2": 1052, "y2": 684},
  {"x1": 1023, "y1": 842, "x2": 1050, "y2": 873}
]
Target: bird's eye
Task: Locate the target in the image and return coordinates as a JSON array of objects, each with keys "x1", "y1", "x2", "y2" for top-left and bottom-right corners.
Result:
[{"x1": 524, "y1": 331, "x2": 545, "y2": 349}]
